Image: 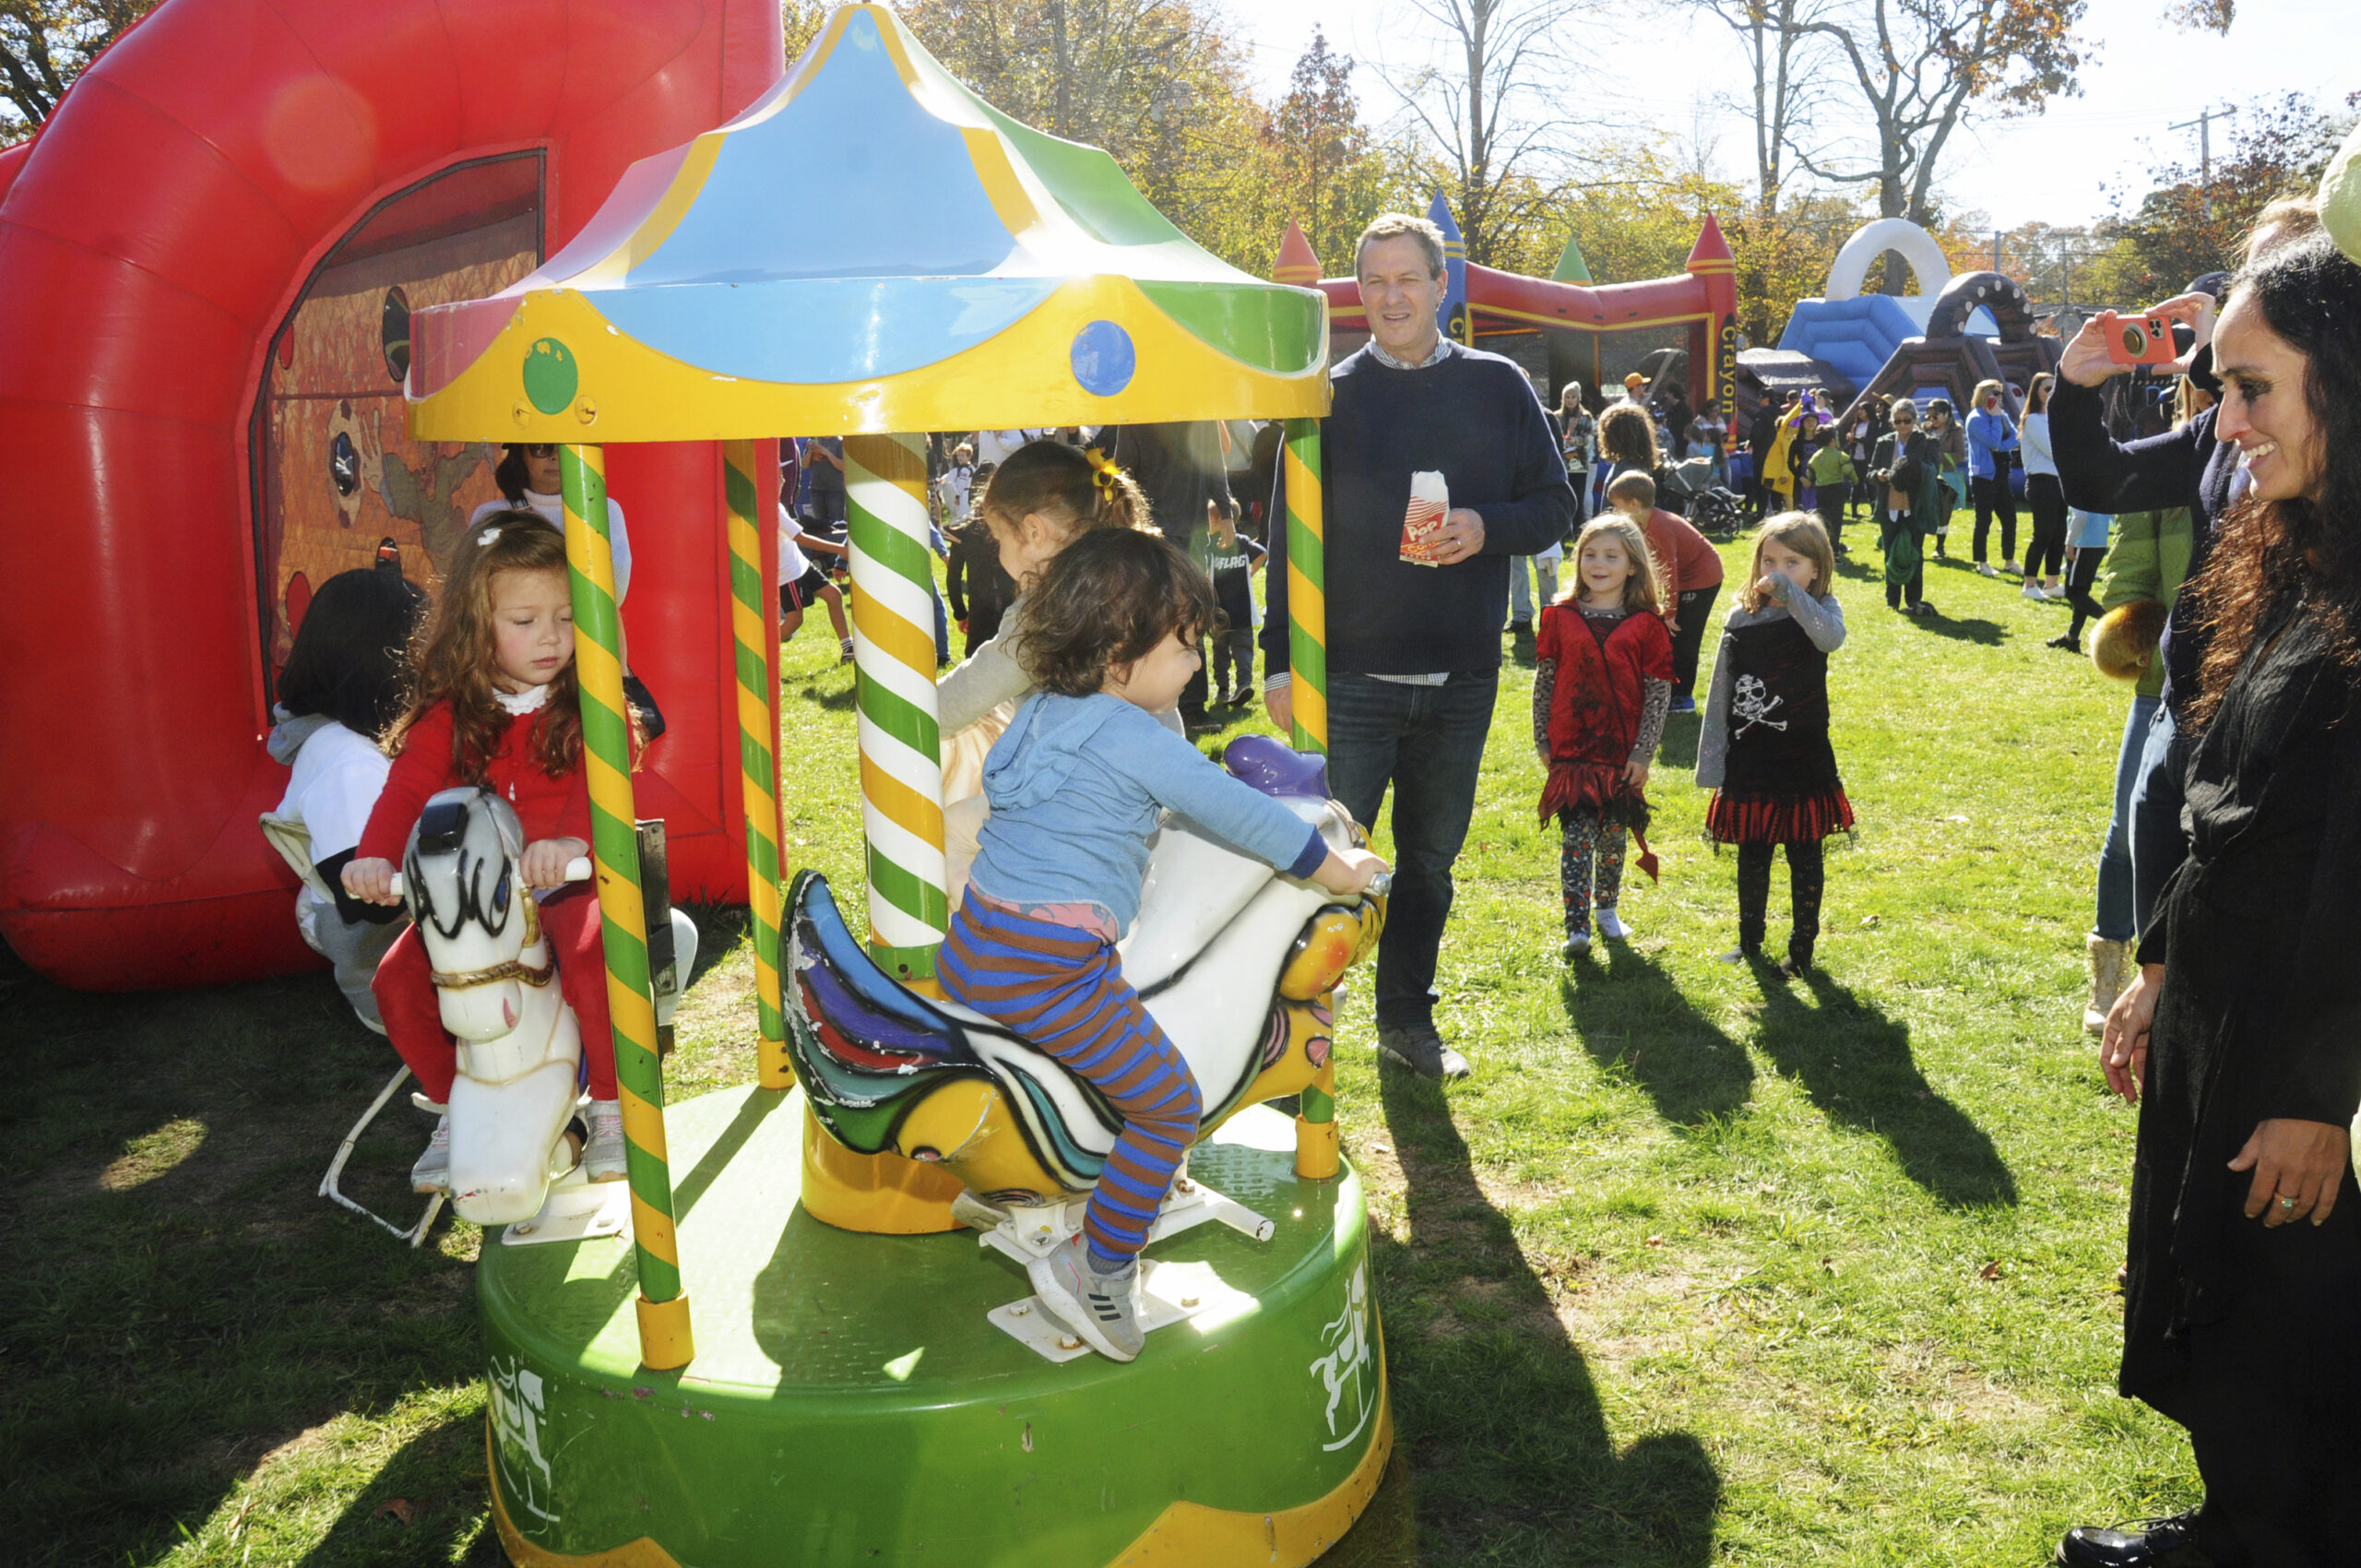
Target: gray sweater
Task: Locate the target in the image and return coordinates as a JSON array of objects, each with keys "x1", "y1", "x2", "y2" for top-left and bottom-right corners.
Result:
[{"x1": 1695, "y1": 581, "x2": 1845, "y2": 789}]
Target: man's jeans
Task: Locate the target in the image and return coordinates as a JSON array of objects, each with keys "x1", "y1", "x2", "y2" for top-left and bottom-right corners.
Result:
[
  {"x1": 1507, "y1": 550, "x2": 1560, "y2": 626},
  {"x1": 2094, "y1": 693, "x2": 2159, "y2": 942},
  {"x1": 1325, "y1": 671, "x2": 1499, "y2": 1031}
]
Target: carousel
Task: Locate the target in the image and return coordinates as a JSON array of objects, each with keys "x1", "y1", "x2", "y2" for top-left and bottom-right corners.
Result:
[{"x1": 398, "y1": 6, "x2": 1394, "y2": 1563}]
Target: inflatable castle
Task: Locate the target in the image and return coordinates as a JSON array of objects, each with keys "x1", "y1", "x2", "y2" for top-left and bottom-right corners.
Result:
[
  {"x1": 1276, "y1": 195, "x2": 1741, "y2": 418},
  {"x1": 0, "y1": 0, "x2": 789, "y2": 991}
]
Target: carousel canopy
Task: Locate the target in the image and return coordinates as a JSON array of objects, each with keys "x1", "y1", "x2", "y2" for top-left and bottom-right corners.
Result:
[{"x1": 406, "y1": 4, "x2": 1328, "y2": 442}]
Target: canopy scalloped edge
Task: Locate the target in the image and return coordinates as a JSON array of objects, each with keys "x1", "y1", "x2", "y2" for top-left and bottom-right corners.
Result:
[{"x1": 405, "y1": 3, "x2": 1330, "y2": 441}]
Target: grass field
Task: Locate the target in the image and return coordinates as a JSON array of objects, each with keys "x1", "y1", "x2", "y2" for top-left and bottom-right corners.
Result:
[{"x1": 0, "y1": 535, "x2": 2201, "y2": 1565}]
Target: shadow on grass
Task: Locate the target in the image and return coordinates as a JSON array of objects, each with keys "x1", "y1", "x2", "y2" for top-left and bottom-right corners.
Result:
[
  {"x1": 680, "y1": 903, "x2": 748, "y2": 992},
  {"x1": 1913, "y1": 613, "x2": 2006, "y2": 646},
  {"x1": 1562, "y1": 944, "x2": 1751, "y2": 1127},
  {"x1": 1356, "y1": 1062, "x2": 1722, "y2": 1564},
  {"x1": 1755, "y1": 968, "x2": 2019, "y2": 1208},
  {"x1": 795, "y1": 678, "x2": 858, "y2": 712},
  {"x1": 0, "y1": 943, "x2": 492, "y2": 1567},
  {"x1": 293, "y1": 1414, "x2": 505, "y2": 1568},
  {"x1": 1656, "y1": 713, "x2": 1700, "y2": 771}
]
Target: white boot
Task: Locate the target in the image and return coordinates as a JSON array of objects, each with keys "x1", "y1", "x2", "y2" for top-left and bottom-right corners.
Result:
[{"x1": 2083, "y1": 935, "x2": 2131, "y2": 1036}]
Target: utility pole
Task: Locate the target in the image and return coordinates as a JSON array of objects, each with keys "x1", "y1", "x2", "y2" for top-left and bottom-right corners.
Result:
[
  {"x1": 1992, "y1": 230, "x2": 2002, "y2": 272},
  {"x1": 2168, "y1": 106, "x2": 2236, "y2": 220}
]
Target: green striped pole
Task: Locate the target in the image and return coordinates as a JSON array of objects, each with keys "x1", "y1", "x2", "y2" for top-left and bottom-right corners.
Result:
[
  {"x1": 557, "y1": 444, "x2": 693, "y2": 1371},
  {"x1": 1284, "y1": 420, "x2": 1328, "y2": 754},
  {"x1": 721, "y1": 441, "x2": 789, "y2": 1087},
  {"x1": 843, "y1": 434, "x2": 949, "y2": 985},
  {"x1": 1282, "y1": 420, "x2": 1339, "y2": 1177}
]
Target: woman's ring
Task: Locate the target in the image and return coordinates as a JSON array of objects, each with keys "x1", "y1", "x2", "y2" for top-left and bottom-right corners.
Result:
[{"x1": 2279, "y1": 1194, "x2": 2299, "y2": 1210}]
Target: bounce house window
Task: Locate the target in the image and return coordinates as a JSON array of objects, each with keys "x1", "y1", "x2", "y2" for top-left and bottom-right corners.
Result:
[{"x1": 253, "y1": 153, "x2": 545, "y2": 679}]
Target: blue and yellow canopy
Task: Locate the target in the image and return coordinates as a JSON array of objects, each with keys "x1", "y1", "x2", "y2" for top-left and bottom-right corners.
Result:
[{"x1": 406, "y1": 4, "x2": 1328, "y2": 441}]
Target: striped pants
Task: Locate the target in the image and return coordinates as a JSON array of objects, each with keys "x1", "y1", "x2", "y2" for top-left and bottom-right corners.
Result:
[{"x1": 939, "y1": 896, "x2": 1202, "y2": 1268}]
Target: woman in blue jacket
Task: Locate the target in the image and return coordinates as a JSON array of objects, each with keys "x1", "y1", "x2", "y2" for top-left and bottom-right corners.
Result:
[{"x1": 1964, "y1": 379, "x2": 2022, "y2": 576}]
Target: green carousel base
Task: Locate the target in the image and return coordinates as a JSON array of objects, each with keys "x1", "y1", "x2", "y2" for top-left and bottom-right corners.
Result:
[{"x1": 481, "y1": 1086, "x2": 1390, "y2": 1568}]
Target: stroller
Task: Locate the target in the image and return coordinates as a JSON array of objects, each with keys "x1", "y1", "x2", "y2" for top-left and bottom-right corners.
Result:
[{"x1": 1658, "y1": 457, "x2": 1743, "y2": 538}]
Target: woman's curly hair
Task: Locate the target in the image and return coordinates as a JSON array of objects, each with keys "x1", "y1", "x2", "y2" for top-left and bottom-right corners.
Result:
[
  {"x1": 384, "y1": 517, "x2": 587, "y2": 780},
  {"x1": 1017, "y1": 528, "x2": 1216, "y2": 698},
  {"x1": 2181, "y1": 232, "x2": 2361, "y2": 729}
]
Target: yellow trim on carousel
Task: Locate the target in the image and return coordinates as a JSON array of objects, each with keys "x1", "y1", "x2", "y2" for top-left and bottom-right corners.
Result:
[
  {"x1": 406, "y1": 274, "x2": 1329, "y2": 443},
  {"x1": 489, "y1": 1419, "x2": 686, "y2": 1568},
  {"x1": 487, "y1": 1361, "x2": 1393, "y2": 1568}
]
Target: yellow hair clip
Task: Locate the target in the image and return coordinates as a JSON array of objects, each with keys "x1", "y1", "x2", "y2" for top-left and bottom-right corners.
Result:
[{"x1": 1083, "y1": 445, "x2": 1121, "y2": 493}]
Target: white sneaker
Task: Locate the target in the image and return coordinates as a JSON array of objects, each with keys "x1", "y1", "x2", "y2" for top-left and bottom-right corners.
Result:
[
  {"x1": 1596, "y1": 907, "x2": 1633, "y2": 940},
  {"x1": 2002, "y1": 559, "x2": 2024, "y2": 575},
  {"x1": 2021, "y1": 582, "x2": 2046, "y2": 600},
  {"x1": 411, "y1": 1114, "x2": 451, "y2": 1194},
  {"x1": 586, "y1": 1099, "x2": 627, "y2": 1182},
  {"x1": 1027, "y1": 1232, "x2": 1144, "y2": 1360},
  {"x1": 2045, "y1": 584, "x2": 2069, "y2": 600},
  {"x1": 1975, "y1": 563, "x2": 1999, "y2": 577},
  {"x1": 838, "y1": 637, "x2": 856, "y2": 666}
]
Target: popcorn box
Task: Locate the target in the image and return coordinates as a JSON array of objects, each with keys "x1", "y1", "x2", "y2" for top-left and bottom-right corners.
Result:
[{"x1": 1400, "y1": 470, "x2": 1450, "y2": 566}]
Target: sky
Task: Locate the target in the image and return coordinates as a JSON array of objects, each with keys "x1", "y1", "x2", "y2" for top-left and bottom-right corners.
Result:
[{"x1": 1221, "y1": 0, "x2": 2359, "y2": 236}]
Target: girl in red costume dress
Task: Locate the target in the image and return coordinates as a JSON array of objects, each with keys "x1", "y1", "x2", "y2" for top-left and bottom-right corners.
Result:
[
  {"x1": 341, "y1": 519, "x2": 628, "y2": 1196},
  {"x1": 1535, "y1": 515, "x2": 1675, "y2": 962},
  {"x1": 1697, "y1": 513, "x2": 1851, "y2": 976}
]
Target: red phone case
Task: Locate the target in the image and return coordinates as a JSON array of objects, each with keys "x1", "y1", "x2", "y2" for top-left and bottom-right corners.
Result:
[{"x1": 2100, "y1": 310, "x2": 2178, "y2": 367}]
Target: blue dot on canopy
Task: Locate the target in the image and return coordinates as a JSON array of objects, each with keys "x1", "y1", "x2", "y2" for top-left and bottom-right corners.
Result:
[{"x1": 1070, "y1": 320, "x2": 1135, "y2": 397}]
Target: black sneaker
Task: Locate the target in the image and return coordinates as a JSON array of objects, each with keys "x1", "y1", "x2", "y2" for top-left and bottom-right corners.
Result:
[
  {"x1": 1376, "y1": 1022, "x2": 1471, "y2": 1080},
  {"x1": 2054, "y1": 1509, "x2": 2206, "y2": 1567}
]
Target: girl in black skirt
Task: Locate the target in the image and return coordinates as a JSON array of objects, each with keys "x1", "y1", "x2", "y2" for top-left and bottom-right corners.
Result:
[{"x1": 1696, "y1": 513, "x2": 1852, "y2": 974}]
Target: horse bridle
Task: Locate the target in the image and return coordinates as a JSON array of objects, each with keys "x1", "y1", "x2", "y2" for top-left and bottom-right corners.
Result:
[{"x1": 426, "y1": 887, "x2": 557, "y2": 992}]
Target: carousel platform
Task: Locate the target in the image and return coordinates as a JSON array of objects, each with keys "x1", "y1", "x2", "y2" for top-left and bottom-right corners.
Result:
[{"x1": 481, "y1": 1084, "x2": 1390, "y2": 1567}]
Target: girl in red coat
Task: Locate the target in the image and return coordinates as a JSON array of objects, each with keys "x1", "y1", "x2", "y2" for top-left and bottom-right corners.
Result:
[
  {"x1": 1535, "y1": 516, "x2": 1676, "y2": 961},
  {"x1": 341, "y1": 520, "x2": 625, "y2": 1196}
]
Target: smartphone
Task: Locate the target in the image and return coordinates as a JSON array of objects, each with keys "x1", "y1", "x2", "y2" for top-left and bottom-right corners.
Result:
[{"x1": 2099, "y1": 309, "x2": 2180, "y2": 367}]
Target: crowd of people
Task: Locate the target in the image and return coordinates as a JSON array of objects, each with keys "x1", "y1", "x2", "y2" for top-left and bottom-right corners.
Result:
[{"x1": 258, "y1": 147, "x2": 2361, "y2": 1553}]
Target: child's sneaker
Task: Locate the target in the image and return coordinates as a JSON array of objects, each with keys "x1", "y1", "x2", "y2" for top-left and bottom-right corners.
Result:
[
  {"x1": 1562, "y1": 930, "x2": 1591, "y2": 961},
  {"x1": 586, "y1": 1099, "x2": 627, "y2": 1182},
  {"x1": 411, "y1": 1113, "x2": 451, "y2": 1194},
  {"x1": 838, "y1": 636, "x2": 856, "y2": 665},
  {"x1": 1975, "y1": 562, "x2": 1999, "y2": 577},
  {"x1": 1027, "y1": 1233, "x2": 1144, "y2": 1361},
  {"x1": 2020, "y1": 581, "x2": 2046, "y2": 600},
  {"x1": 1596, "y1": 907, "x2": 1633, "y2": 941}
]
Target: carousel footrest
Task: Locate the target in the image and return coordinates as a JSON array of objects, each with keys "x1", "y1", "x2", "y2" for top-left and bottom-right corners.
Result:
[
  {"x1": 499, "y1": 1174, "x2": 631, "y2": 1247},
  {"x1": 989, "y1": 1258, "x2": 1257, "y2": 1363},
  {"x1": 978, "y1": 1175, "x2": 1275, "y2": 1265}
]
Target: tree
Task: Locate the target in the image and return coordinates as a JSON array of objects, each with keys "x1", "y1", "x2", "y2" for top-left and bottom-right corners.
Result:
[
  {"x1": 1790, "y1": 0, "x2": 2091, "y2": 231},
  {"x1": 2094, "y1": 91, "x2": 2355, "y2": 297},
  {"x1": 1684, "y1": 0, "x2": 1839, "y2": 214},
  {"x1": 1262, "y1": 30, "x2": 1389, "y2": 275},
  {"x1": 1370, "y1": 0, "x2": 1585, "y2": 267},
  {"x1": 0, "y1": 0, "x2": 153, "y2": 138}
]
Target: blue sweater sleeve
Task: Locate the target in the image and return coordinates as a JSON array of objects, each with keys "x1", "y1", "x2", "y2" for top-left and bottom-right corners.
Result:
[
  {"x1": 1472, "y1": 375, "x2": 1582, "y2": 558},
  {"x1": 1110, "y1": 708, "x2": 1328, "y2": 875}
]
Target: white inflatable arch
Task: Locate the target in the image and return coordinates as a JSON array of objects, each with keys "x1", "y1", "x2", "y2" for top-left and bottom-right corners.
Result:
[{"x1": 1825, "y1": 219, "x2": 1955, "y2": 303}]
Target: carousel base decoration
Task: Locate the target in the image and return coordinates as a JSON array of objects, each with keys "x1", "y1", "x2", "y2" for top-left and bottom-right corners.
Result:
[{"x1": 480, "y1": 1085, "x2": 1390, "y2": 1568}]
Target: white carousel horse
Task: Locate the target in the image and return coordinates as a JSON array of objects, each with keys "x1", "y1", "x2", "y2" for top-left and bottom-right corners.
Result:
[{"x1": 320, "y1": 787, "x2": 695, "y2": 1240}]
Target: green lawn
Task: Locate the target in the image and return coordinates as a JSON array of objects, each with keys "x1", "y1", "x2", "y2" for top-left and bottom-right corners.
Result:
[{"x1": 0, "y1": 538, "x2": 2196, "y2": 1565}]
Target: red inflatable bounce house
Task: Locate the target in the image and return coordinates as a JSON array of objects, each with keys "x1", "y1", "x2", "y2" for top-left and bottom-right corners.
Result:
[{"x1": 0, "y1": 0, "x2": 787, "y2": 991}]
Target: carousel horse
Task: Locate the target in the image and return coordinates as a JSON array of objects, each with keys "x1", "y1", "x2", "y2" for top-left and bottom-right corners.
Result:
[
  {"x1": 388, "y1": 787, "x2": 696, "y2": 1227},
  {"x1": 786, "y1": 737, "x2": 1386, "y2": 1212}
]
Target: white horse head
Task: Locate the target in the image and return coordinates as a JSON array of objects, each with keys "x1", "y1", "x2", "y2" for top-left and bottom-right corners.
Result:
[
  {"x1": 399, "y1": 786, "x2": 583, "y2": 1224},
  {"x1": 402, "y1": 787, "x2": 547, "y2": 1049}
]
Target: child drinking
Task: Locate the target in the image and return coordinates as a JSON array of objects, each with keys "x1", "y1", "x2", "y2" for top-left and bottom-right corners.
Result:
[
  {"x1": 939, "y1": 529, "x2": 1385, "y2": 1361},
  {"x1": 1534, "y1": 516, "x2": 1675, "y2": 960},
  {"x1": 342, "y1": 521, "x2": 626, "y2": 1195},
  {"x1": 1697, "y1": 514, "x2": 1852, "y2": 975}
]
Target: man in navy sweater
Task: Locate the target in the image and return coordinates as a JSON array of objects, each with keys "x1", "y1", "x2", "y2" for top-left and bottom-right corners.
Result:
[{"x1": 1262, "y1": 213, "x2": 1578, "y2": 1079}]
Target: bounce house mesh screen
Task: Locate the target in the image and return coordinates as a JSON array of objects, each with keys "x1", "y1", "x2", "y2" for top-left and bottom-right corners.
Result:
[{"x1": 253, "y1": 152, "x2": 545, "y2": 682}]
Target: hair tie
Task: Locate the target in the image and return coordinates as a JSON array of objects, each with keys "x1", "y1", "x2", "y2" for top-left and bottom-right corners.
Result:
[
  {"x1": 477, "y1": 525, "x2": 503, "y2": 548},
  {"x1": 1083, "y1": 446, "x2": 1121, "y2": 497}
]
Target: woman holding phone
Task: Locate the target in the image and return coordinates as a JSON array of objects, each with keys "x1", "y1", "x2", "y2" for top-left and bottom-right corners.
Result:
[{"x1": 2060, "y1": 226, "x2": 2361, "y2": 1568}]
